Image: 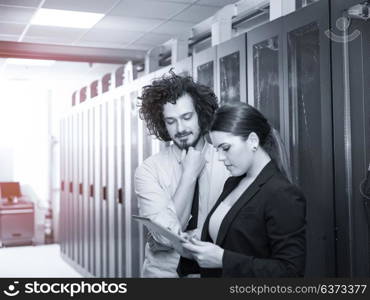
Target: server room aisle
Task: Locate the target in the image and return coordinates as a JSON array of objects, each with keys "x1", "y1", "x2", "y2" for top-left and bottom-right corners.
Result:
[{"x1": 0, "y1": 244, "x2": 82, "y2": 277}]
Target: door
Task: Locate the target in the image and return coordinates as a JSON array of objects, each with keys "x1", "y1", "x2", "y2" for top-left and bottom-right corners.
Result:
[
  {"x1": 116, "y1": 94, "x2": 126, "y2": 277},
  {"x1": 248, "y1": 0, "x2": 335, "y2": 276},
  {"x1": 87, "y1": 107, "x2": 95, "y2": 274},
  {"x1": 60, "y1": 119, "x2": 66, "y2": 255},
  {"x1": 193, "y1": 47, "x2": 217, "y2": 93},
  {"x1": 107, "y1": 96, "x2": 118, "y2": 277},
  {"x1": 247, "y1": 18, "x2": 285, "y2": 136},
  {"x1": 94, "y1": 105, "x2": 102, "y2": 277},
  {"x1": 101, "y1": 101, "x2": 109, "y2": 277},
  {"x1": 129, "y1": 88, "x2": 141, "y2": 277},
  {"x1": 283, "y1": 0, "x2": 335, "y2": 276},
  {"x1": 217, "y1": 34, "x2": 247, "y2": 104},
  {"x1": 331, "y1": 0, "x2": 370, "y2": 277}
]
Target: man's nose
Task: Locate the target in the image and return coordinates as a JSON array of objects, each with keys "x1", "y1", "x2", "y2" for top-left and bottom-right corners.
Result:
[{"x1": 177, "y1": 120, "x2": 185, "y2": 133}]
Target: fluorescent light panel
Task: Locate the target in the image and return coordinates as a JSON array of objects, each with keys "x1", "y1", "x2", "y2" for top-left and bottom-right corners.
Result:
[
  {"x1": 7, "y1": 58, "x2": 56, "y2": 66},
  {"x1": 31, "y1": 8, "x2": 104, "y2": 29}
]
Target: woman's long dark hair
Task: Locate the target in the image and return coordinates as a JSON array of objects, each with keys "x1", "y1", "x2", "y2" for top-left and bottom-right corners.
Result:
[{"x1": 211, "y1": 102, "x2": 292, "y2": 181}]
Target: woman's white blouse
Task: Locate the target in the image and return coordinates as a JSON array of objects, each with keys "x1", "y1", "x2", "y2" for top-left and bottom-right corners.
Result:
[{"x1": 208, "y1": 200, "x2": 233, "y2": 242}]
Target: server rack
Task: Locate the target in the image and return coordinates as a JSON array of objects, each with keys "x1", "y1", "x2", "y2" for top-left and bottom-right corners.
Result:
[
  {"x1": 60, "y1": 118, "x2": 66, "y2": 255},
  {"x1": 246, "y1": 0, "x2": 335, "y2": 276},
  {"x1": 193, "y1": 46, "x2": 217, "y2": 94},
  {"x1": 81, "y1": 110, "x2": 87, "y2": 271},
  {"x1": 216, "y1": 34, "x2": 247, "y2": 104},
  {"x1": 101, "y1": 101, "x2": 109, "y2": 277},
  {"x1": 115, "y1": 92, "x2": 125, "y2": 278},
  {"x1": 66, "y1": 116, "x2": 72, "y2": 260},
  {"x1": 72, "y1": 113, "x2": 78, "y2": 263},
  {"x1": 129, "y1": 86, "x2": 142, "y2": 278},
  {"x1": 87, "y1": 107, "x2": 94, "y2": 275},
  {"x1": 122, "y1": 89, "x2": 132, "y2": 277},
  {"x1": 331, "y1": 0, "x2": 370, "y2": 277},
  {"x1": 94, "y1": 104, "x2": 102, "y2": 277},
  {"x1": 284, "y1": 0, "x2": 335, "y2": 276},
  {"x1": 247, "y1": 17, "x2": 284, "y2": 135},
  {"x1": 78, "y1": 110, "x2": 84, "y2": 267},
  {"x1": 107, "y1": 93, "x2": 118, "y2": 278}
]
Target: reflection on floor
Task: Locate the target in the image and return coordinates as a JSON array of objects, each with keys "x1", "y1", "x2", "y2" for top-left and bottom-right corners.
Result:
[{"x1": 0, "y1": 244, "x2": 82, "y2": 277}]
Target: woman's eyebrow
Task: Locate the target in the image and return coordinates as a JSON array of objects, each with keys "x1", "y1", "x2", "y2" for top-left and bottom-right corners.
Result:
[{"x1": 217, "y1": 143, "x2": 228, "y2": 149}]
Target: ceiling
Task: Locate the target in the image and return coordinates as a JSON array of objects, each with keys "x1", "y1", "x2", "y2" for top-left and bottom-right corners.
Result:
[
  {"x1": 0, "y1": 0, "x2": 239, "y2": 52},
  {"x1": 0, "y1": 0, "x2": 240, "y2": 82}
]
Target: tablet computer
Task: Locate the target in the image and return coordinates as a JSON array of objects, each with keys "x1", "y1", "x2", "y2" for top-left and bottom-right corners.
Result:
[{"x1": 132, "y1": 215, "x2": 187, "y2": 244}]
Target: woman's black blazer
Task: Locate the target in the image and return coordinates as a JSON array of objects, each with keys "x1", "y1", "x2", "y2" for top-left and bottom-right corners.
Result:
[{"x1": 177, "y1": 161, "x2": 306, "y2": 277}]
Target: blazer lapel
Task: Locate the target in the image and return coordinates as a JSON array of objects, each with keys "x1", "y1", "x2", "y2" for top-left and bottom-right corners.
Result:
[
  {"x1": 201, "y1": 175, "x2": 245, "y2": 242},
  {"x1": 215, "y1": 161, "x2": 277, "y2": 246}
]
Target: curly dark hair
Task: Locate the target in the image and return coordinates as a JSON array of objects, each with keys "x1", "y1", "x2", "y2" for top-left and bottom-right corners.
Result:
[{"x1": 138, "y1": 71, "x2": 218, "y2": 142}]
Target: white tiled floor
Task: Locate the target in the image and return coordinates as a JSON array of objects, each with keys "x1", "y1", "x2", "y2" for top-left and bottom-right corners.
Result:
[{"x1": 0, "y1": 244, "x2": 82, "y2": 277}]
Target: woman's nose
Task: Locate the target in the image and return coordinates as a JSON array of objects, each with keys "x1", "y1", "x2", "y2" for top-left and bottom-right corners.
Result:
[{"x1": 218, "y1": 150, "x2": 226, "y2": 161}]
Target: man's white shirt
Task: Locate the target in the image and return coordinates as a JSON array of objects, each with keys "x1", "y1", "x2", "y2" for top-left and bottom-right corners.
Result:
[{"x1": 135, "y1": 142, "x2": 229, "y2": 277}]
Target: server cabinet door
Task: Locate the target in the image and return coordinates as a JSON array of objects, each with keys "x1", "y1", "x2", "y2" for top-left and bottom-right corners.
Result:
[
  {"x1": 94, "y1": 105, "x2": 102, "y2": 277},
  {"x1": 331, "y1": 0, "x2": 370, "y2": 276},
  {"x1": 247, "y1": 18, "x2": 284, "y2": 136},
  {"x1": 123, "y1": 92, "x2": 132, "y2": 277},
  {"x1": 283, "y1": 0, "x2": 335, "y2": 276},
  {"x1": 217, "y1": 34, "x2": 247, "y2": 104},
  {"x1": 107, "y1": 97, "x2": 118, "y2": 277},
  {"x1": 139, "y1": 111, "x2": 152, "y2": 275},
  {"x1": 136, "y1": 82, "x2": 154, "y2": 275},
  {"x1": 72, "y1": 113, "x2": 78, "y2": 263},
  {"x1": 67, "y1": 115, "x2": 73, "y2": 260},
  {"x1": 133, "y1": 73, "x2": 162, "y2": 275},
  {"x1": 117, "y1": 95, "x2": 126, "y2": 278},
  {"x1": 78, "y1": 110, "x2": 84, "y2": 268},
  {"x1": 101, "y1": 101, "x2": 109, "y2": 277},
  {"x1": 75, "y1": 112, "x2": 80, "y2": 265},
  {"x1": 193, "y1": 47, "x2": 217, "y2": 93},
  {"x1": 59, "y1": 119, "x2": 64, "y2": 253},
  {"x1": 60, "y1": 119, "x2": 66, "y2": 254},
  {"x1": 129, "y1": 89, "x2": 142, "y2": 277},
  {"x1": 82, "y1": 109, "x2": 89, "y2": 271},
  {"x1": 87, "y1": 108, "x2": 95, "y2": 274}
]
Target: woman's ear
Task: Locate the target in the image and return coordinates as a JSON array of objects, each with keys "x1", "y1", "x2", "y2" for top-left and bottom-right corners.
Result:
[{"x1": 247, "y1": 132, "x2": 260, "y2": 152}]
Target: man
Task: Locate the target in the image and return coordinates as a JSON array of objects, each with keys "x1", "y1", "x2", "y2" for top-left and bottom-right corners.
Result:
[{"x1": 135, "y1": 72, "x2": 229, "y2": 277}]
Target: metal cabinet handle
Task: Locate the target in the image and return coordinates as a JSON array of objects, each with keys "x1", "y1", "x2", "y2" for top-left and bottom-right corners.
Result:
[
  {"x1": 89, "y1": 184, "x2": 94, "y2": 198},
  {"x1": 102, "y1": 186, "x2": 107, "y2": 200},
  {"x1": 118, "y1": 188, "x2": 123, "y2": 204}
]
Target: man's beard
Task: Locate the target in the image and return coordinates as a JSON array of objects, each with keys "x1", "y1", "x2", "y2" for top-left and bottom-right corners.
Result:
[{"x1": 173, "y1": 131, "x2": 202, "y2": 151}]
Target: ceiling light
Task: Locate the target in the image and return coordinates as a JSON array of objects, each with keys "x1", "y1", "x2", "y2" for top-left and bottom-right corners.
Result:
[
  {"x1": 31, "y1": 8, "x2": 104, "y2": 29},
  {"x1": 7, "y1": 58, "x2": 56, "y2": 66}
]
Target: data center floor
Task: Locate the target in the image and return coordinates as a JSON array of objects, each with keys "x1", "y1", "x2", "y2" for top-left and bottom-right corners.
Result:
[{"x1": 0, "y1": 244, "x2": 82, "y2": 277}]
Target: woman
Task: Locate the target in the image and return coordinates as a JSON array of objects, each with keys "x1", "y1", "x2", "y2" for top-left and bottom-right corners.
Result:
[{"x1": 177, "y1": 102, "x2": 306, "y2": 277}]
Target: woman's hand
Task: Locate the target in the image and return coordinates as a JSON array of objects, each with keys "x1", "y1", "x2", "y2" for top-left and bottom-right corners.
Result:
[
  {"x1": 173, "y1": 243, "x2": 194, "y2": 259},
  {"x1": 181, "y1": 238, "x2": 224, "y2": 268},
  {"x1": 172, "y1": 231, "x2": 194, "y2": 259}
]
